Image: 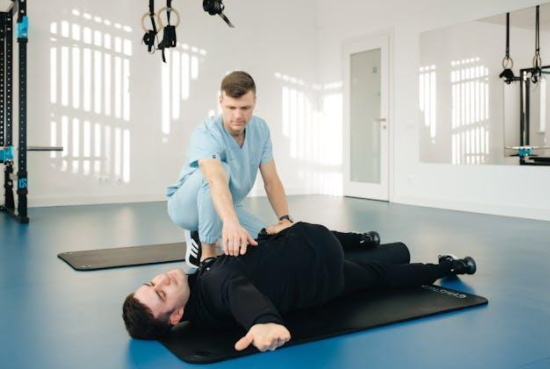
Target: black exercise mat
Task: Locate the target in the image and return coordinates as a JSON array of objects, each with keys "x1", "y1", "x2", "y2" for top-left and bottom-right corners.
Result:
[
  {"x1": 160, "y1": 285, "x2": 488, "y2": 364},
  {"x1": 57, "y1": 241, "x2": 409, "y2": 271},
  {"x1": 58, "y1": 243, "x2": 186, "y2": 271}
]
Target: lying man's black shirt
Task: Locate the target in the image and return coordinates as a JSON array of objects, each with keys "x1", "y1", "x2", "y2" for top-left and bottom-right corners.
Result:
[
  {"x1": 181, "y1": 222, "x2": 345, "y2": 330},
  {"x1": 181, "y1": 222, "x2": 454, "y2": 332}
]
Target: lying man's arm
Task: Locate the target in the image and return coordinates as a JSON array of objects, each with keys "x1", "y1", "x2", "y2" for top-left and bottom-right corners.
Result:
[
  {"x1": 235, "y1": 323, "x2": 291, "y2": 352},
  {"x1": 203, "y1": 269, "x2": 291, "y2": 352}
]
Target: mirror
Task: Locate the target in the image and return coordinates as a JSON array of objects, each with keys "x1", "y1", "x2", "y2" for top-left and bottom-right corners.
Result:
[{"x1": 419, "y1": 2, "x2": 550, "y2": 165}]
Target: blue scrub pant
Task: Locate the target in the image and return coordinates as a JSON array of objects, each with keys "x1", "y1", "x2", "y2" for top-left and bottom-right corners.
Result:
[{"x1": 167, "y1": 163, "x2": 266, "y2": 244}]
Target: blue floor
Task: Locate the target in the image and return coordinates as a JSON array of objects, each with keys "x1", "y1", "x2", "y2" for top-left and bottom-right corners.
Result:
[{"x1": 1, "y1": 195, "x2": 549, "y2": 369}]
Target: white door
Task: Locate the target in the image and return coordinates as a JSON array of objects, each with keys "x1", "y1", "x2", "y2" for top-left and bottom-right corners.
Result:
[{"x1": 343, "y1": 35, "x2": 390, "y2": 200}]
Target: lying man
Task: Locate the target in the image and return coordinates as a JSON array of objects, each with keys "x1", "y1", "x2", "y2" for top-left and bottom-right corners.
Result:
[{"x1": 122, "y1": 222, "x2": 476, "y2": 352}]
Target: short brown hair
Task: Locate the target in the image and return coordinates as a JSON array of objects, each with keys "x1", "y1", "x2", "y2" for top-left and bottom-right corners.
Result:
[
  {"x1": 221, "y1": 71, "x2": 256, "y2": 98},
  {"x1": 122, "y1": 293, "x2": 172, "y2": 339}
]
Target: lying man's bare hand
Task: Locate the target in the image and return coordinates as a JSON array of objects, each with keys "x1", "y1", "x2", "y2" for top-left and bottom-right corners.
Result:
[{"x1": 234, "y1": 323, "x2": 291, "y2": 352}]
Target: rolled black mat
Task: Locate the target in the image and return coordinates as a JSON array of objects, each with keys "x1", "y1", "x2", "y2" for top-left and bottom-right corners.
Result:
[{"x1": 159, "y1": 285, "x2": 488, "y2": 364}]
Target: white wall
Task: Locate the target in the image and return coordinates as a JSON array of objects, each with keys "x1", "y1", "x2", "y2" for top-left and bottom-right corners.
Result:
[
  {"x1": 4, "y1": 0, "x2": 320, "y2": 206},
  {"x1": 5, "y1": 0, "x2": 550, "y2": 222},
  {"x1": 0, "y1": 0, "x2": 12, "y2": 12},
  {"x1": 317, "y1": 0, "x2": 550, "y2": 221}
]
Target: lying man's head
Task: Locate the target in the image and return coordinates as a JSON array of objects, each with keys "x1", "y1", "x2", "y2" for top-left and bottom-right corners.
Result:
[{"x1": 122, "y1": 268, "x2": 191, "y2": 339}]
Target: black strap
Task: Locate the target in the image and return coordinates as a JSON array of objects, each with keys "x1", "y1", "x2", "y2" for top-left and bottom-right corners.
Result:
[
  {"x1": 149, "y1": 0, "x2": 157, "y2": 32},
  {"x1": 535, "y1": 6, "x2": 540, "y2": 56},
  {"x1": 532, "y1": 5, "x2": 542, "y2": 83},
  {"x1": 167, "y1": 0, "x2": 172, "y2": 24},
  {"x1": 505, "y1": 13, "x2": 510, "y2": 58},
  {"x1": 500, "y1": 12, "x2": 515, "y2": 84},
  {"x1": 158, "y1": 0, "x2": 177, "y2": 63},
  {"x1": 142, "y1": 0, "x2": 157, "y2": 53}
]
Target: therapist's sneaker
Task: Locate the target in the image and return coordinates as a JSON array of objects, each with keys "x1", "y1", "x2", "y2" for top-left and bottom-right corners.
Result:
[
  {"x1": 438, "y1": 254, "x2": 477, "y2": 275},
  {"x1": 359, "y1": 231, "x2": 381, "y2": 248},
  {"x1": 185, "y1": 230, "x2": 202, "y2": 270}
]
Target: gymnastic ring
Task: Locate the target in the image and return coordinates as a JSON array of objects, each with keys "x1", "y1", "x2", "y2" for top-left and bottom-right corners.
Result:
[
  {"x1": 533, "y1": 54, "x2": 542, "y2": 69},
  {"x1": 156, "y1": 6, "x2": 181, "y2": 29},
  {"x1": 141, "y1": 12, "x2": 164, "y2": 33},
  {"x1": 502, "y1": 56, "x2": 513, "y2": 70}
]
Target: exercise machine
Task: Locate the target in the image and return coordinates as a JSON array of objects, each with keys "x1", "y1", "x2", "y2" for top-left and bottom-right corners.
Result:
[
  {"x1": 508, "y1": 65, "x2": 550, "y2": 166},
  {"x1": 500, "y1": 7, "x2": 550, "y2": 166},
  {"x1": 1, "y1": 0, "x2": 63, "y2": 223}
]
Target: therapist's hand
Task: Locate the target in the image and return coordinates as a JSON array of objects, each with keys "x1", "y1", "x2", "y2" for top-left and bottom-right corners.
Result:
[
  {"x1": 235, "y1": 323, "x2": 291, "y2": 352},
  {"x1": 222, "y1": 220, "x2": 258, "y2": 256}
]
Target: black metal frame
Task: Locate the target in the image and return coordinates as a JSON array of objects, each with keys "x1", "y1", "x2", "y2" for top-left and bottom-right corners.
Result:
[
  {"x1": 1, "y1": 0, "x2": 29, "y2": 223},
  {"x1": 517, "y1": 64, "x2": 550, "y2": 166}
]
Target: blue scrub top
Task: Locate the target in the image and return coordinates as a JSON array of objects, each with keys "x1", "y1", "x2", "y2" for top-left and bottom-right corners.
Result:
[{"x1": 167, "y1": 115, "x2": 274, "y2": 204}]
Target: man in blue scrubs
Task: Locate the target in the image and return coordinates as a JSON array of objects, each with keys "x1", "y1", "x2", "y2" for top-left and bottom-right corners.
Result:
[{"x1": 166, "y1": 71, "x2": 292, "y2": 268}]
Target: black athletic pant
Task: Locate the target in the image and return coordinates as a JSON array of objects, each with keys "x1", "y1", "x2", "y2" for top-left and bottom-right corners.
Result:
[{"x1": 330, "y1": 230, "x2": 453, "y2": 295}]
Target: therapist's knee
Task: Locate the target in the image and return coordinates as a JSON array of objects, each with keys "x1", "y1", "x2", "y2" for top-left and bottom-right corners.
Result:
[{"x1": 167, "y1": 196, "x2": 197, "y2": 230}]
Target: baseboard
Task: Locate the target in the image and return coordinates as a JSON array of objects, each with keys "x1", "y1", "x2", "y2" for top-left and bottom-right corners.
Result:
[
  {"x1": 27, "y1": 187, "x2": 313, "y2": 208},
  {"x1": 393, "y1": 194, "x2": 550, "y2": 222},
  {"x1": 25, "y1": 192, "x2": 550, "y2": 221},
  {"x1": 28, "y1": 194, "x2": 167, "y2": 208},
  {"x1": 247, "y1": 187, "x2": 314, "y2": 197}
]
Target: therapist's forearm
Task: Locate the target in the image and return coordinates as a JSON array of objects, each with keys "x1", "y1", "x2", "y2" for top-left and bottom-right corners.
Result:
[
  {"x1": 210, "y1": 179, "x2": 240, "y2": 224},
  {"x1": 264, "y1": 179, "x2": 289, "y2": 219}
]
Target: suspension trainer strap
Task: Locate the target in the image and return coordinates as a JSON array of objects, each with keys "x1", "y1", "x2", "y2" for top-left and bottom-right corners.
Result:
[
  {"x1": 158, "y1": 0, "x2": 178, "y2": 63},
  {"x1": 535, "y1": 6, "x2": 540, "y2": 56},
  {"x1": 142, "y1": 0, "x2": 158, "y2": 53},
  {"x1": 532, "y1": 5, "x2": 542, "y2": 83},
  {"x1": 505, "y1": 13, "x2": 510, "y2": 59},
  {"x1": 499, "y1": 12, "x2": 515, "y2": 84}
]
